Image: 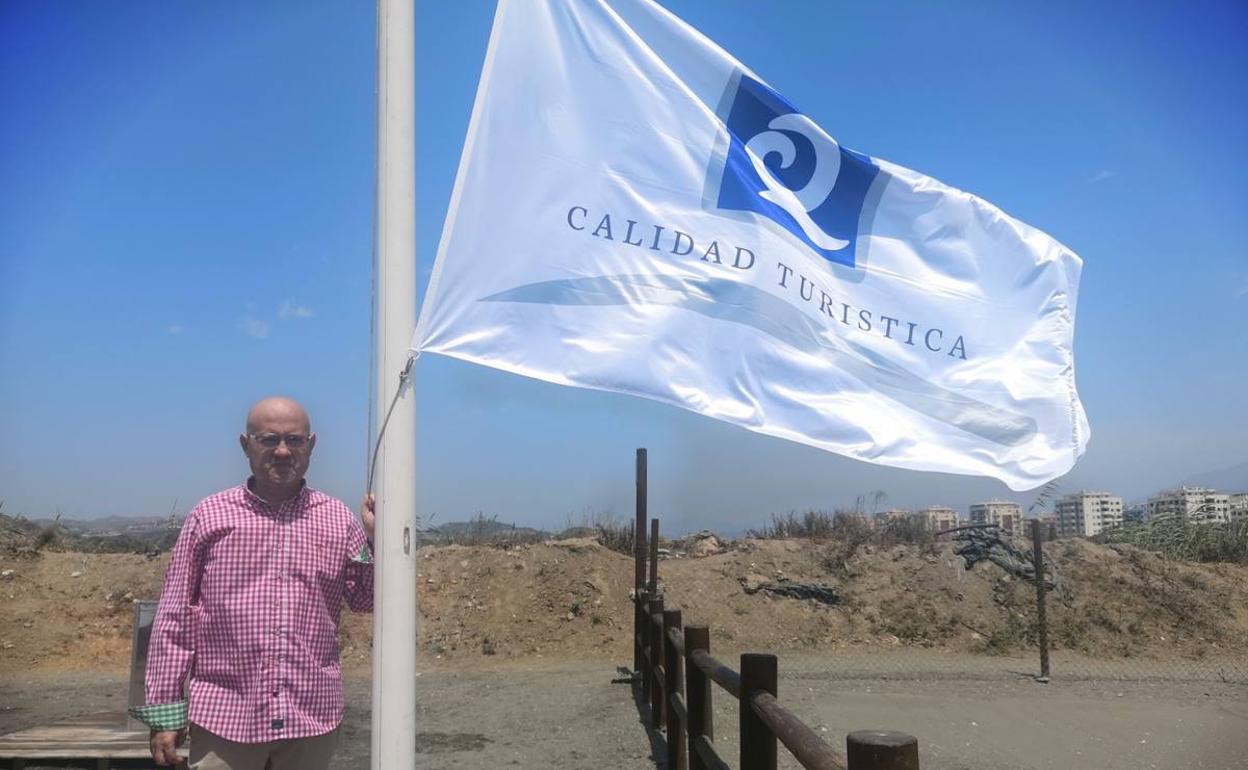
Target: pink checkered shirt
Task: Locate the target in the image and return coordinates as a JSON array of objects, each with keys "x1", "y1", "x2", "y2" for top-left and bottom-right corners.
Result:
[{"x1": 145, "y1": 482, "x2": 373, "y2": 743}]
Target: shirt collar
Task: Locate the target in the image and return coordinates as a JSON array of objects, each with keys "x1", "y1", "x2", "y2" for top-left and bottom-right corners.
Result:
[{"x1": 243, "y1": 478, "x2": 309, "y2": 512}]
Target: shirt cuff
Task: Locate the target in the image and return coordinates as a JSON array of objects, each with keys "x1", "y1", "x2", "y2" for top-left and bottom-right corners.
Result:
[{"x1": 128, "y1": 701, "x2": 189, "y2": 731}]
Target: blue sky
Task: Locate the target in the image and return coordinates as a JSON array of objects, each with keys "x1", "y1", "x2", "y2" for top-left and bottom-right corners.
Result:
[{"x1": 2, "y1": 1, "x2": 1245, "y2": 532}]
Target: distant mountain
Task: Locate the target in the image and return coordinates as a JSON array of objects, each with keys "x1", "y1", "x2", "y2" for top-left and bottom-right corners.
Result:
[
  {"x1": 424, "y1": 517, "x2": 551, "y2": 545},
  {"x1": 47, "y1": 515, "x2": 183, "y2": 534},
  {"x1": 1179, "y1": 461, "x2": 1248, "y2": 494}
]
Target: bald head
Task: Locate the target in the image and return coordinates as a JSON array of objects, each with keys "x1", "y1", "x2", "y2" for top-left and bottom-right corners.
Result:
[
  {"x1": 245, "y1": 396, "x2": 311, "y2": 435},
  {"x1": 241, "y1": 397, "x2": 316, "y2": 503}
]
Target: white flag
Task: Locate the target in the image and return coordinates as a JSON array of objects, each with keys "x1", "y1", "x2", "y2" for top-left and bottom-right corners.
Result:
[{"x1": 414, "y1": 0, "x2": 1089, "y2": 491}]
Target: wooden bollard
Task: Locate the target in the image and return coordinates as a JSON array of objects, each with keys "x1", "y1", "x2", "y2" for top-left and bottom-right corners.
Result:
[
  {"x1": 846, "y1": 731, "x2": 919, "y2": 770},
  {"x1": 740, "y1": 653, "x2": 777, "y2": 770},
  {"x1": 649, "y1": 596, "x2": 665, "y2": 728},
  {"x1": 684, "y1": 625, "x2": 712, "y2": 770},
  {"x1": 664, "y1": 609, "x2": 686, "y2": 770}
]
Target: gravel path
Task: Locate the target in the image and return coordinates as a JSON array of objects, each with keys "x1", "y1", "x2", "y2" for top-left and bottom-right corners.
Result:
[{"x1": 3, "y1": 658, "x2": 1246, "y2": 769}]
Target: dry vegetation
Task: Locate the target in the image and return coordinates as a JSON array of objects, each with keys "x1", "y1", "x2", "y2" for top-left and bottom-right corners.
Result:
[
  {"x1": 1097, "y1": 519, "x2": 1248, "y2": 563},
  {"x1": 4, "y1": 509, "x2": 1248, "y2": 676}
]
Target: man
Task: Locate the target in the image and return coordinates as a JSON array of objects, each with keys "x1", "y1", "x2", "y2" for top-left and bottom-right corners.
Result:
[{"x1": 131, "y1": 397, "x2": 375, "y2": 769}]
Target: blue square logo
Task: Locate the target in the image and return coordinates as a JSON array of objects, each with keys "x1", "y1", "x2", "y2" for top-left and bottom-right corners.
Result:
[{"x1": 709, "y1": 74, "x2": 880, "y2": 270}]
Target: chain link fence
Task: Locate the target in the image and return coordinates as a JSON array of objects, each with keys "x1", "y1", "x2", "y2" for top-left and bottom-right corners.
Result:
[{"x1": 665, "y1": 512, "x2": 1248, "y2": 686}]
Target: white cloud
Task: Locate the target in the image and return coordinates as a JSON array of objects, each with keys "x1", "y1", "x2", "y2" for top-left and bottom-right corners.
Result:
[
  {"x1": 166, "y1": 325, "x2": 184, "y2": 335},
  {"x1": 237, "y1": 317, "x2": 270, "y2": 339},
  {"x1": 278, "y1": 300, "x2": 315, "y2": 320},
  {"x1": 1087, "y1": 169, "x2": 1117, "y2": 184}
]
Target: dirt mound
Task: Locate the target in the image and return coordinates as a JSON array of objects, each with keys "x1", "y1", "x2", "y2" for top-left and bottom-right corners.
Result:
[
  {"x1": 4, "y1": 535, "x2": 1248, "y2": 675},
  {"x1": 1043, "y1": 538, "x2": 1248, "y2": 658},
  {"x1": 396, "y1": 538, "x2": 634, "y2": 667},
  {"x1": 0, "y1": 552, "x2": 168, "y2": 672}
]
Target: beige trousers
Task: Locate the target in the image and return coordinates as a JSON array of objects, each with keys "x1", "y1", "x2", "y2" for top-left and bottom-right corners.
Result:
[{"x1": 189, "y1": 723, "x2": 340, "y2": 770}]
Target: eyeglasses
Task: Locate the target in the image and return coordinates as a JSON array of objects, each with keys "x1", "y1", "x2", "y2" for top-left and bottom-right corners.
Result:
[{"x1": 247, "y1": 433, "x2": 312, "y2": 450}]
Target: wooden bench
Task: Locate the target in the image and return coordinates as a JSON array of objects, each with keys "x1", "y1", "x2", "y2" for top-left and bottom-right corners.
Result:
[
  {"x1": 0, "y1": 601, "x2": 191, "y2": 769},
  {"x1": 2, "y1": 715, "x2": 163, "y2": 769}
]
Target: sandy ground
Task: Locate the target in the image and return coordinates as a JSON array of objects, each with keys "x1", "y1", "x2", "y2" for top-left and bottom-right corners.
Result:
[
  {"x1": 4, "y1": 539, "x2": 1248, "y2": 767},
  {"x1": 3, "y1": 658, "x2": 1246, "y2": 770}
]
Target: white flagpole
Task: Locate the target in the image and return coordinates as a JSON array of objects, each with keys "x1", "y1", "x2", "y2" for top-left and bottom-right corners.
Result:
[{"x1": 373, "y1": 0, "x2": 417, "y2": 768}]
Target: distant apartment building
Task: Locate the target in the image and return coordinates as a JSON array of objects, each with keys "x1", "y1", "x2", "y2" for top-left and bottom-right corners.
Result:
[
  {"x1": 917, "y1": 506, "x2": 960, "y2": 532},
  {"x1": 875, "y1": 509, "x2": 912, "y2": 527},
  {"x1": 1055, "y1": 491, "x2": 1124, "y2": 538},
  {"x1": 969, "y1": 500, "x2": 1023, "y2": 535},
  {"x1": 1147, "y1": 487, "x2": 1230, "y2": 525},
  {"x1": 1229, "y1": 493, "x2": 1248, "y2": 522},
  {"x1": 1123, "y1": 503, "x2": 1148, "y2": 525}
]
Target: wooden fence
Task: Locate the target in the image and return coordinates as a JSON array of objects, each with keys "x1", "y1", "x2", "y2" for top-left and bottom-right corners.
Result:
[{"x1": 631, "y1": 449, "x2": 920, "y2": 770}]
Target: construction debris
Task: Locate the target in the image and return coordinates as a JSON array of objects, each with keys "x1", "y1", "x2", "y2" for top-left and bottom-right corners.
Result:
[
  {"x1": 740, "y1": 575, "x2": 841, "y2": 605},
  {"x1": 952, "y1": 525, "x2": 1057, "y2": 589}
]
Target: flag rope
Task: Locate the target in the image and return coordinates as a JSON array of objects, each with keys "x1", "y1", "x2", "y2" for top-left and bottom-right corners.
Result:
[{"x1": 366, "y1": 351, "x2": 417, "y2": 496}]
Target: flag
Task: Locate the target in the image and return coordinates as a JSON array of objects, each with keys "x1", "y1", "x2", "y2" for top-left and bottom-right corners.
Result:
[{"x1": 413, "y1": 0, "x2": 1089, "y2": 491}]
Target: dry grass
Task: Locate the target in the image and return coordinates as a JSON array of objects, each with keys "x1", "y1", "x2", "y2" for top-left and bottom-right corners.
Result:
[
  {"x1": 593, "y1": 518, "x2": 634, "y2": 556},
  {"x1": 749, "y1": 503, "x2": 937, "y2": 574},
  {"x1": 1097, "y1": 519, "x2": 1248, "y2": 564}
]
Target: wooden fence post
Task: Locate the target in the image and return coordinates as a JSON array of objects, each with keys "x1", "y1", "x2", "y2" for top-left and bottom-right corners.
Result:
[
  {"x1": 638, "y1": 588, "x2": 651, "y2": 702},
  {"x1": 740, "y1": 653, "x2": 777, "y2": 770},
  {"x1": 1031, "y1": 519, "x2": 1051, "y2": 681},
  {"x1": 648, "y1": 518, "x2": 660, "y2": 594},
  {"x1": 664, "y1": 609, "x2": 686, "y2": 770},
  {"x1": 846, "y1": 731, "x2": 919, "y2": 770},
  {"x1": 634, "y1": 448, "x2": 647, "y2": 675},
  {"x1": 684, "y1": 625, "x2": 712, "y2": 770},
  {"x1": 649, "y1": 595, "x2": 666, "y2": 729}
]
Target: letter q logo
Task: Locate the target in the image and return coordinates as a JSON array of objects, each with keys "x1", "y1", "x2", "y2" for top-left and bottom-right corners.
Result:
[{"x1": 709, "y1": 74, "x2": 881, "y2": 270}]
